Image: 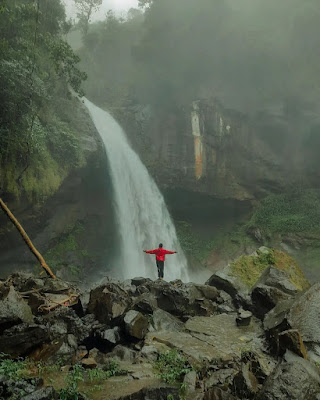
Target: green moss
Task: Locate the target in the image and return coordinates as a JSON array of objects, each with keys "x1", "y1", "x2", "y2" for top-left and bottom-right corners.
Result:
[{"x1": 230, "y1": 248, "x2": 310, "y2": 290}]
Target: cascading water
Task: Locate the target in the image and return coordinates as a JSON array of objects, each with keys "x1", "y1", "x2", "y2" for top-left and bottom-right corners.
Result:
[{"x1": 84, "y1": 99, "x2": 189, "y2": 281}]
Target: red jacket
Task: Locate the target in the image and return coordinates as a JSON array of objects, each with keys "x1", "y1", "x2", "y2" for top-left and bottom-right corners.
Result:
[{"x1": 145, "y1": 248, "x2": 176, "y2": 261}]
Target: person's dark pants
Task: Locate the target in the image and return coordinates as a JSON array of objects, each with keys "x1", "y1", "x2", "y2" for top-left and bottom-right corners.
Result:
[{"x1": 156, "y1": 260, "x2": 164, "y2": 279}]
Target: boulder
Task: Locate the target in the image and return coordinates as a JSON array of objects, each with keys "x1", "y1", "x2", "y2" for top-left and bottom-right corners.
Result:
[
  {"x1": 124, "y1": 310, "x2": 148, "y2": 339},
  {"x1": 195, "y1": 285, "x2": 219, "y2": 301},
  {"x1": 264, "y1": 283, "x2": 320, "y2": 360},
  {"x1": 206, "y1": 267, "x2": 251, "y2": 309},
  {"x1": 111, "y1": 344, "x2": 137, "y2": 363},
  {"x1": 88, "y1": 283, "x2": 131, "y2": 323},
  {"x1": 118, "y1": 386, "x2": 179, "y2": 400},
  {"x1": 257, "y1": 351, "x2": 320, "y2": 400},
  {"x1": 100, "y1": 326, "x2": 121, "y2": 345},
  {"x1": 81, "y1": 357, "x2": 97, "y2": 369},
  {"x1": 207, "y1": 248, "x2": 309, "y2": 311},
  {"x1": 204, "y1": 387, "x2": 237, "y2": 400},
  {"x1": 131, "y1": 277, "x2": 152, "y2": 287},
  {"x1": 132, "y1": 292, "x2": 158, "y2": 314},
  {"x1": 0, "y1": 323, "x2": 48, "y2": 357},
  {"x1": 278, "y1": 329, "x2": 308, "y2": 358},
  {"x1": 0, "y1": 285, "x2": 33, "y2": 333},
  {"x1": 148, "y1": 280, "x2": 215, "y2": 319},
  {"x1": 251, "y1": 267, "x2": 300, "y2": 319},
  {"x1": 205, "y1": 369, "x2": 237, "y2": 390},
  {"x1": 183, "y1": 370, "x2": 197, "y2": 391},
  {"x1": 151, "y1": 308, "x2": 185, "y2": 332},
  {"x1": 233, "y1": 363, "x2": 259, "y2": 398},
  {"x1": 236, "y1": 308, "x2": 252, "y2": 327},
  {"x1": 141, "y1": 345, "x2": 159, "y2": 362},
  {"x1": 21, "y1": 386, "x2": 59, "y2": 400}
]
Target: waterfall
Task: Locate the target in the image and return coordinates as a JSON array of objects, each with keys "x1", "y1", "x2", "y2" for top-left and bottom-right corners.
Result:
[{"x1": 84, "y1": 99, "x2": 189, "y2": 281}]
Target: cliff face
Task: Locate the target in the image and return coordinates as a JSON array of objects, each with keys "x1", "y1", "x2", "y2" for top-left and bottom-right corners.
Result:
[{"x1": 115, "y1": 99, "x2": 290, "y2": 203}]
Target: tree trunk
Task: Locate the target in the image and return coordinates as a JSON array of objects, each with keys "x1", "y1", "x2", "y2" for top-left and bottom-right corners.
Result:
[{"x1": 0, "y1": 197, "x2": 56, "y2": 279}]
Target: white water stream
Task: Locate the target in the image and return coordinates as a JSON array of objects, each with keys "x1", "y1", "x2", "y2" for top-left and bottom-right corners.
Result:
[{"x1": 84, "y1": 99, "x2": 189, "y2": 281}]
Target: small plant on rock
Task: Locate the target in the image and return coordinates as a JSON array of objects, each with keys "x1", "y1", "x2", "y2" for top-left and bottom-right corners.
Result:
[{"x1": 154, "y1": 350, "x2": 193, "y2": 384}]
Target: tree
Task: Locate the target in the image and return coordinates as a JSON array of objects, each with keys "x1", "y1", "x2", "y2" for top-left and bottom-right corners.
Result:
[{"x1": 74, "y1": 0, "x2": 102, "y2": 35}]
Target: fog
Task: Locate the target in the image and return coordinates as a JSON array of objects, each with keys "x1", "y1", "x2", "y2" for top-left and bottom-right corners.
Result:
[{"x1": 63, "y1": 0, "x2": 138, "y2": 20}]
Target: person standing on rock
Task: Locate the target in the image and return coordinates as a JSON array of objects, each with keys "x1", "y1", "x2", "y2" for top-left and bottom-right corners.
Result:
[{"x1": 143, "y1": 243, "x2": 177, "y2": 280}]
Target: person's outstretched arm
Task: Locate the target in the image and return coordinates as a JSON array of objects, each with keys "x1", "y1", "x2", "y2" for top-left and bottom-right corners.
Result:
[
  {"x1": 163, "y1": 249, "x2": 177, "y2": 254},
  {"x1": 144, "y1": 249, "x2": 157, "y2": 254}
]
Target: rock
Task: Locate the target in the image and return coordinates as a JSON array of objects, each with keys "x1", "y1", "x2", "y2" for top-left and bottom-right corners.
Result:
[
  {"x1": 236, "y1": 308, "x2": 252, "y2": 326},
  {"x1": 0, "y1": 323, "x2": 48, "y2": 357},
  {"x1": 152, "y1": 308, "x2": 185, "y2": 332},
  {"x1": 205, "y1": 369, "x2": 237, "y2": 389},
  {"x1": 88, "y1": 283, "x2": 131, "y2": 323},
  {"x1": 183, "y1": 370, "x2": 197, "y2": 391},
  {"x1": 124, "y1": 310, "x2": 148, "y2": 339},
  {"x1": 243, "y1": 351, "x2": 277, "y2": 383},
  {"x1": 251, "y1": 267, "x2": 300, "y2": 319},
  {"x1": 81, "y1": 357, "x2": 98, "y2": 369},
  {"x1": 148, "y1": 280, "x2": 214, "y2": 319},
  {"x1": 147, "y1": 314, "x2": 264, "y2": 365},
  {"x1": 21, "y1": 386, "x2": 59, "y2": 400},
  {"x1": 0, "y1": 376, "x2": 43, "y2": 399},
  {"x1": 0, "y1": 285, "x2": 34, "y2": 333},
  {"x1": 195, "y1": 285, "x2": 219, "y2": 301},
  {"x1": 118, "y1": 386, "x2": 179, "y2": 399},
  {"x1": 204, "y1": 387, "x2": 237, "y2": 400},
  {"x1": 206, "y1": 267, "x2": 251, "y2": 309},
  {"x1": 233, "y1": 363, "x2": 259, "y2": 398},
  {"x1": 264, "y1": 283, "x2": 320, "y2": 361},
  {"x1": 101, "y1": 326, "x2": 121, "y2": 345},
  {"x1": 217, "y1": 304, "x2": 235, "y2": 314},
  {"x1": 257, "y1": 351, "x2": 320, "y2": 400},
  {"x1": 131, "y1": 277, "x2": 151, "y2": 287},
  {"x1": 111, "y1": 344, "x2": 137, "y2": 363},
  {"x1": 141, "y1": 345, "x2": 159, "y2": 362},
  {"x1": 132, "y1": 292, "x2": 158, "y2": 314},
  {"x1": 278, "y1": 329, "x2": 308, "y2": 358}
]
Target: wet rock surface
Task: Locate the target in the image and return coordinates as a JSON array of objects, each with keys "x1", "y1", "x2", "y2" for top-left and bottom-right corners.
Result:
[{"x1": 0, "y1": 261, "x2": 318, "y2": 399}]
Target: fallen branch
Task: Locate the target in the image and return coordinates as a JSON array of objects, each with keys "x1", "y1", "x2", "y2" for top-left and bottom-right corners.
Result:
[
  {"x1": 0, "y1": 197, "x2": 56, "y2": 279},
  {"x1": 38, "y1": 293, "x2": 79, "y2": 312}
]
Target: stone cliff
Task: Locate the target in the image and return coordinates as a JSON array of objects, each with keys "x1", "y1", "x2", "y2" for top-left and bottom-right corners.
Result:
[{"x1": 114, "y1": 99, "x2": 292, "y2": 203}]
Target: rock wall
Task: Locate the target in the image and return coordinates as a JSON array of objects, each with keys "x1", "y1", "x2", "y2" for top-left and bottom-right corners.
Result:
[{"x1": 114, "y1": 99, "x2": 294, "y2": 203}]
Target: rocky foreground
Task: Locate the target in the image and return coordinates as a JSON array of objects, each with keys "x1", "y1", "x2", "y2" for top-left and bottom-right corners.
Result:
[{"x1": 1, "y1": 248, "x2": 320, "y2": 399}]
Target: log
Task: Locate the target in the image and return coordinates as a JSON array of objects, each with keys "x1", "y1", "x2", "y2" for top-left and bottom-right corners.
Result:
[{"x1": 0, "y1": 197, "x2": 56, "y2": 279}]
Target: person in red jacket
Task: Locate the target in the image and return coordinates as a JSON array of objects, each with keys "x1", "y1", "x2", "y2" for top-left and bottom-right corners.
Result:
[{"x1": 144, "y1": 243, "x2": 177, "y2": 280}]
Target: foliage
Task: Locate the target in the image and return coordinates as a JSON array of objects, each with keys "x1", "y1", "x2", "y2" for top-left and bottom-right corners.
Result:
[
  {"x1": 60, "y1": 364, "x2": 84, "y2": 400},
  {"x1": 154, "y1": 350, "x2": 193, "y2": 384},
  {"x1": 87, "y1": 360, "x2": 126, "y2": 383},
  {"x1": 248, "y1": 189, "x2": 320, "y2": 235},
  {"x1": 74, "y1": 0, "x2": 102, "y2": 35},
  {"x1": 0, "y1": 0, "x2": 86, "y2": 201},
  {"x1": 175, "y1": 221, "x2": 212, "y2": 262},
  {"x1": 0, "y1": 354, "x2": 28, "y2": 381}
]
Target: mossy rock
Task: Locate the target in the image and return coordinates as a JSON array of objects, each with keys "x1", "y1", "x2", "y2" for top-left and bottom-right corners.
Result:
[{"x1": 230, "y1": 247, "x2": 310, "y2": 291}]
